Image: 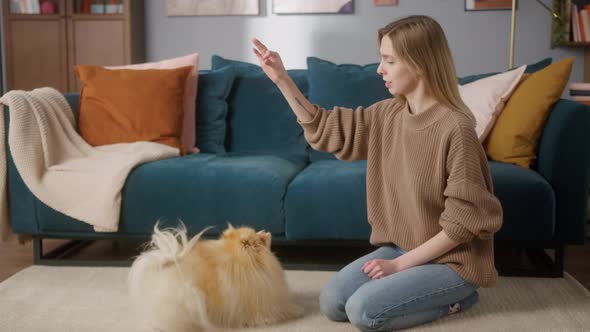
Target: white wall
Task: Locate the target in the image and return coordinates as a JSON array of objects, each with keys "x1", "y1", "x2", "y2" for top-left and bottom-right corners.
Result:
[{"x1": 145, "y1": 0, "x2": 584, "y2": 84}]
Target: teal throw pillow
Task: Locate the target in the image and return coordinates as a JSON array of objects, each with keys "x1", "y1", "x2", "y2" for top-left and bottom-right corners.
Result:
[
  {"x1": 306, "y1": 56, "x2": 392, "y2": 161},
  {"x1": 459, "y1": 57, "x2": 552, "y2": 85},
  {"x1": 196, "y1": 66, "x2": 236, "y2": 154},
  {"x1": 211, "y1": 55, "x2": 309, "y2": 158}
]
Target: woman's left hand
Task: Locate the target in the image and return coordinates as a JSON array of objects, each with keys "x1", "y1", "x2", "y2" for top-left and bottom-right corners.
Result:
[{"x1": 362, "y1": 259, "x2": 402, "y2": 279}]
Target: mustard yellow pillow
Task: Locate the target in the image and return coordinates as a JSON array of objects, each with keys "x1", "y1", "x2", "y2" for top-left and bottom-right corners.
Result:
[
  {"x1": 75, "y1": 65, "x2": 193, "y2": 154},
  {"x1": 484, "y1": 57, "x2": 574, "y2": 168}
]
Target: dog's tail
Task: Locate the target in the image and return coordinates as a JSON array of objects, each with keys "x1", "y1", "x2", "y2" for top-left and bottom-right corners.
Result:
[{"x1": 128, "y1": 222, "x2": 213, "y2": 332}]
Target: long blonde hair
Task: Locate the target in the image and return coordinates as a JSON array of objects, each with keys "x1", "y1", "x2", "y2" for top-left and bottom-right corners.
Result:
[{"x1": 378, "y1": 15, "x2": 475, "y2": 125}]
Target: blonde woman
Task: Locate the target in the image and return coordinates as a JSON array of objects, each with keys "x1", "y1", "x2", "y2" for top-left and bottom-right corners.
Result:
[{"x1": 253, "y1": 15, "x2": 503, "y2": 331}]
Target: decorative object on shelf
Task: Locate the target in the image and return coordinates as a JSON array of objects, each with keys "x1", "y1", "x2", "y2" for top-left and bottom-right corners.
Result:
[
  {"x1": 465, "y1": 0, "x2": 514, "y2": 11},
  {"x1": 374, "y1": 0, "x2": 398, "y2": 6},
  {"x1": 273, "y1": 0, "x2": 353, "y2": 14},
  {"x1": 550, "y1": 0, "x2": 567, "y2": 47},
  {"x1": 90, "y1": 0, "x2": 105, "y2": 14},
  {"x1": 9, "y1": 0, "x2": 18, "y2": 14},
  {"x1": 166, "y1": 0, "x2": 260, "y2": 16},
  {"x1": 509, "y1": 0, "x2": 562, "y2": 68},
  {"x1": 105, "y1": 0, "x2": 122, "y2": 14},
  {"x1": 40, "y1": 0, "x2": 57, "y2": 14}
]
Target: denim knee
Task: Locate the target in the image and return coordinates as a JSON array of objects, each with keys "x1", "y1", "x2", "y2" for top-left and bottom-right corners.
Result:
[
  {"x1": 345, "y1": 295, "x2": 377, "y2": 331},
  {"x1": 345, "y1": 289, "x2": 481, "y2": 331},
  {"x1": 319, "y1": 285, "x2": 349, "y2": 322}
]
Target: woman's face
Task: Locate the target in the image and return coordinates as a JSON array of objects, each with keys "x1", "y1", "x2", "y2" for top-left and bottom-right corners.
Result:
[{"x1": 377, "y1": 36, "x2": 420, "y2": 97}]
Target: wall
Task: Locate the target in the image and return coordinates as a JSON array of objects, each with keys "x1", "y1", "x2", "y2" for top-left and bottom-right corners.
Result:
[
  {"x1": 0, "y1": 2, "x2": 5, "y2": 94},
  {"x1": 145, "y1": 0, "x2": 584, "y2": 83}
]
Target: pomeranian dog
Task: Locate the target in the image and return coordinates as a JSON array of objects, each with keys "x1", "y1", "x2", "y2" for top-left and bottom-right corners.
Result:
[{"x1": 128, "y1": 223, "x2": 303, "y2": 331}]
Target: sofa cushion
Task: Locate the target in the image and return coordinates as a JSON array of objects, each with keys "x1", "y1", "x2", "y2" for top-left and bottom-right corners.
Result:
[
  {"x1": 196, "y1": 66, "x2": 236, "y2": 154},
  {"x1": 34, "y1": 154, "x2": 307, "y2": 236},
  {"x1": 306, "y1": 57, "x2": 391, "y2": 162},
  {"x1": 489, "y1": 161, "x2": 555, "y2": 241},
  {"x1": 284, "y1": 159, "x2": 555, "y2": 241},
  {"x1": 29, "y1": 159, "x2": 556, "y2": 242},
  {"x1": 458, "y1": 57, "x2": 552, "y2": 85},
  {"x1": 285, "y1": 160, "x2": 370, "y2": 240},
  {"x1": 211, "y1": 55, "x2": 309, "y2": 158}
]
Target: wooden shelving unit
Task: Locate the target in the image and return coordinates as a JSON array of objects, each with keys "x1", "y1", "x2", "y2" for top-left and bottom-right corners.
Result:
[{"x1": 2, "y1": 0, "x2": 144, "y2": 93}]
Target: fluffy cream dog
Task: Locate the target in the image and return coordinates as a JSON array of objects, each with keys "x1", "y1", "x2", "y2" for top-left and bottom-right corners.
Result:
[{"x1": 128, "y1": 223, "x2": 303, "y2": 331}]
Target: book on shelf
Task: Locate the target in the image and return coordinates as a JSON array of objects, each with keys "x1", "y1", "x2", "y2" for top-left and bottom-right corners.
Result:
[
  {"x1": 572, "y1": 96, "x2": 590, "y2": 106},
  {"x1": 564, "y1": 0, "x2": 572, "y2": 42},
  {"x1": 10, "y1": 0, "x2": 49, "y2": 14},
  {"x1": 76, "y1": 0, "x2": 123, "y2": 15},
  {"x1": 9, "y1": 0, "x2": 19, "y2": 13},
  {"x1": 580, "y1": 4, "x2": 587, "y2": 41},
  {"x1": 566, "y1": 0, "x2": 590, "y2": 42}
]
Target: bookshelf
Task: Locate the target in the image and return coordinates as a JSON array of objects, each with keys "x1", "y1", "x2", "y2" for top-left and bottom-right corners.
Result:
[
  {"x1": 552, "y1": 0, "x2": 590, "y2": 82},
  {"x1": 2, "y1": 0, "x2": 144, "y2": 93}
]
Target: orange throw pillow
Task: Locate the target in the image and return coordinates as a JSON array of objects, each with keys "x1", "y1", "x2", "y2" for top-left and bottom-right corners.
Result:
[{"x1": 75, "y1": 65, "x2": 193, "y2": 154}]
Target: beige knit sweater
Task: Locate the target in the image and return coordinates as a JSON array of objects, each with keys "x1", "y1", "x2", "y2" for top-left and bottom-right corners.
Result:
[
  {"x1": 299, "y1": 98, "x2": 503, "y2": 287},
  {"x1": 0, "y1": 88, "x2": 179, "y2": 243}
]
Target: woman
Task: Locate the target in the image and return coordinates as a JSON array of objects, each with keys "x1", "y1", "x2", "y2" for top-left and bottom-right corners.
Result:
[{"x1": 252, "y1": 15, "x2": 503, "y2": 331}]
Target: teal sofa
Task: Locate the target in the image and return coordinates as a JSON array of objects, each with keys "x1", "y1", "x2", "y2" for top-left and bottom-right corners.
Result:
[{"x1": 5, "y1": 56, "x2": 590, "y2": 277}]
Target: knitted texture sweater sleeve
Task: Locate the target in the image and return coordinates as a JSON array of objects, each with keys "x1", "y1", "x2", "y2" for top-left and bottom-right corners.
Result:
[
  {"x1": 439, "y1": 124, "x2": 503, "y2": 244},
  {"x1": 297, "y1": 99, "x2": 390, "y2": 161}
]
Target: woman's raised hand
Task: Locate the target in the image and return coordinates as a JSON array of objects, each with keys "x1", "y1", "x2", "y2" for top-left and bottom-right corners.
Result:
[{"x1": 252, "y1": 38, "x2": 288, "y2": 85}]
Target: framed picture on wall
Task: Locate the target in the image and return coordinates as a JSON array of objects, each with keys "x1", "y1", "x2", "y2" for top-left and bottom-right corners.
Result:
[
  {"x1": 465, "y1": 0, "x2": 515, "y2": 11},
  {"x1": 374, "y1": 0, "x2": 398, "y2": 6},
  {"x1": 273, "y1": 0, "x2": 353, "y2": 14},
  {"x1": 166, "y1": 0, "x2": 260, "y2": 16}
]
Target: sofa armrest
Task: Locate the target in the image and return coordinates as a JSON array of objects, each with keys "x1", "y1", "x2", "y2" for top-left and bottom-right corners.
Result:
[
  {"x1": 3, "y1": 93, "x2": 80, "y2": 235},
  {"x1": 3, "y1": 106, "x2": 39, "y2": 234},
  {"x1": 64, "y1": 93, "x2": 80, "y2": 121},
  {"x1": 536, "y1": 99, "x2": 590, "y2": 244}
]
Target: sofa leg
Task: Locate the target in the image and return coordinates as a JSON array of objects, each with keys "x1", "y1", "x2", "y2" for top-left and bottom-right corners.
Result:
[
  {"x1": 32, "y1": 237, "x2": 115, "y2": 266},
  {"x1": 496, "y1": 244, "x2": 564, "y2": 278},
  {"x1": 549, "y1": 245, "x2": 564, "y2": 277},
  {"x1": 34, "y1": 237, "x2": 90, "y2": 261}
]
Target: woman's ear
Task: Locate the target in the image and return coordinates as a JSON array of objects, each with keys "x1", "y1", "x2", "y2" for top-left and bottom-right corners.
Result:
[{"x1": 410, "y1": 64, "x2": 423, "y2": 78}]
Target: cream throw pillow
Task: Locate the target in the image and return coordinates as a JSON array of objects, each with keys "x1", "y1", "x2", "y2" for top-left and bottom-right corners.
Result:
[{"x1": 459, "y1": 65, "x2": 526, "y2": 142}]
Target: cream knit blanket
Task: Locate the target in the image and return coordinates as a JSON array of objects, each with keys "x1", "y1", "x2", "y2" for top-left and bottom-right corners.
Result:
[{"x1": 0, "y1": 88, "x2": 180, "y2": 243}]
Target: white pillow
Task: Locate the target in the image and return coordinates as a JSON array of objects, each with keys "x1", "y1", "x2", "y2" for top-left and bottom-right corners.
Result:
[{"x1": 459, "y1": 65, "x2": 526, "y2": 142}]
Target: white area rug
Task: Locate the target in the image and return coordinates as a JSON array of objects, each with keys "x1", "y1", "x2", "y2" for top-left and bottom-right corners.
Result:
[{"x1": 0, "y1": 266, "x2": 589, "y2": 331}]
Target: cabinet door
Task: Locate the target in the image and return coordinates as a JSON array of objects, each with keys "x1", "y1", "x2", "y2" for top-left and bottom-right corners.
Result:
[
  {"x1": 4, "y1": 18, "x2": 69, "y2": 92},
  {"x1": 68, "y1": 19, "x2": 126, "y2": 91}
]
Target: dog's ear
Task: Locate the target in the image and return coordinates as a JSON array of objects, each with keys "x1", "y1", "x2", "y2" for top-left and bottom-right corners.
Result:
[
  {"x1": 257, "y1": 230, "x2": 271, "y2": 247},
  {"x1": 222, "y1": 222, "x2": 236, "y2": 237}
]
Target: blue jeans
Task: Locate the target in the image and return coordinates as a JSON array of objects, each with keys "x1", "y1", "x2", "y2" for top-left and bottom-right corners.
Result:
[{"x1": 320, "y1": 245, "x2": 479, "y2": 331}]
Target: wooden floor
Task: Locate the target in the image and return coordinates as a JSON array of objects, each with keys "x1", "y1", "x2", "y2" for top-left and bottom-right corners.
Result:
[{"x1": 1, "y1": 233, "x2": 589, "y2": 290}]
